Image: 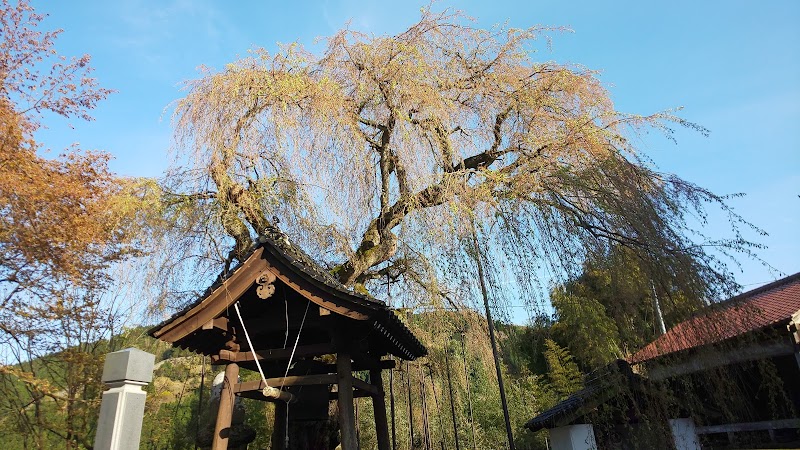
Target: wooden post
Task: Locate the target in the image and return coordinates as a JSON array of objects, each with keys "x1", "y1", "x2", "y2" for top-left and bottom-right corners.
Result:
[
  {"x1": 337, "y1": 352, "x2": 359, "y2": 450},
  {"x1": 471, "y1": 229, "x2": 515, "y2": 450},
  {"x1": 272, "y1": 401, "x2": 287, "y2": 450},
  {"x1": 460, "y1": 333, "x2": 477, "y2": 450},
  {"x1": 195, "y1": 355, "x2": 206, "y2": 450},
  {"x1": 212, "y1": 362, "x2": 239, "y2": 450},
  {"x1": 790, "y1": 312, "x2": 800, "y2": 371},
  {"x1": 444, "y1": 349, "x2": 461, "y2": 450},
  {"x1": 418, "y1": 364, "x2": 431, "y2": 450},
  {"x1": 371, "y1": 369, "x2": 391, "y2": 450}
]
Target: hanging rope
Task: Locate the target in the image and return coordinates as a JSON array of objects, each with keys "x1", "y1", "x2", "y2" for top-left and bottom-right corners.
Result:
[
  {"x1": 279, "y1": 299, "x2": 310, "y2": 449},
  {"x1": 282, "y1": 300, "x2": 311, "y2": 387},
  {"x1": 234, "y1": 302, "x2": 268, "y2": 384},
  {"x1": 233, "y1": 301, "x2": 295, "y2": 402}
]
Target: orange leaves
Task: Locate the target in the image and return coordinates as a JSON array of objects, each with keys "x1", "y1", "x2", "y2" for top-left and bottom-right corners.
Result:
[
  {"x1": 0, "y1": 144, "x2": 123, "y2": 285},
  {"x1": 0, "y1": 0, "x2": 128, "y2": 294},
  {"x1": 0, "y1": 0, "x2": 111, "y2": 128}
]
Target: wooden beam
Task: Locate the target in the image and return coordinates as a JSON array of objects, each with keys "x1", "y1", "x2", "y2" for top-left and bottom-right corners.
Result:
[
  {"x1": 696, "y1": 418, "x2": 800, "y2": 434},
  {"x1": 212, "y1": 343, "x2": 335, "y2": 365},
  {"x1": 337, "y1": 352, "x2": 358, "y2": 450},
  {"x1": 234, "y1": 374, "x2": 338, "y2": 393},
  {"x1": 329, "y1": 390, "x2": 373, "y2": 400},
  {"x1": 646, "y1": 339, "x2": 795, "y2": 380},
  {"x1": 352, "y1": 377, "x2": 382, "y2": 397},
  {"x1": 290, "y1": 359, "x2": 396, "y2": 375},
  {"x1": 212, "y1": 362, "x2": 239, "y2": 450},
  {"x1": 154, "y1": 248, "x2": 266, "y2": 343},
  {"x1": 202, "y1": 317, "x2": 230, "y2": 332},
  {"x1": 371, "y1": 369, "x2": 391, "y2": 450}
]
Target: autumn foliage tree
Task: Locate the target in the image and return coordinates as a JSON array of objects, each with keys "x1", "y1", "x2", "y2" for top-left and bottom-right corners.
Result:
[{"x1": 0, "y1": 1, "x2": 137, "y2": 448}]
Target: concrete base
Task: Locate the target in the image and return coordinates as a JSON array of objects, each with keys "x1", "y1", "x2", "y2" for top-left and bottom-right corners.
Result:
[
  {"x1": 670, "y1": 418, "x2": 702, "y2": 450},
  {"x1": 549, "y1": 424, "x2": 598, "y2": 450}
]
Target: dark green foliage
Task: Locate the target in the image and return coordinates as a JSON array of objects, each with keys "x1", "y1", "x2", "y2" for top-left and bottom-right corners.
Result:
[
  {"x1": 542, "y1": 339, "x2": 583, "y2": 400},
  {"x1": 548, "y1": 245, "x2": 706, "y2": 370},
  {"x1": 551, "y1": 291, "x2": 621, "y2": 370}
]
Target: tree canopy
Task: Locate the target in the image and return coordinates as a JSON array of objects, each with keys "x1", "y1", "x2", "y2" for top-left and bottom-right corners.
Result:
[
  {"x1": 162, "y1": 9, "x2": 756, "y2": 315},
  {"x1": 1, "y1": 1, "x2": 141, "y2": 447},
  {"x1": 0, "y1": 0, "x2": 136, "y2": 307}
]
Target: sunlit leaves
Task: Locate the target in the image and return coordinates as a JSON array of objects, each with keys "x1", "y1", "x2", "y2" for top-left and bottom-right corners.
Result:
[{"x1": 168, "y1": 7, "x2": 757, "y2": 316}]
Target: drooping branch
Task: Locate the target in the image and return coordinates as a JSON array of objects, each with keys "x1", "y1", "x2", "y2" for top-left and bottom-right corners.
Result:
[{"x1": 169, "y1": 8, "x2": 756, "y2": 312}]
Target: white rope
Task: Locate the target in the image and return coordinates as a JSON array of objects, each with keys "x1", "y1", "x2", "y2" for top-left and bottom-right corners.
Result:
[
  {"x1": 281, "y1": 300, "x2": 311, "y2": 388},
  {"x1": 283, "y1": 293, "x2": 289, "y2": 348},
  {"x1": 233, "y1": 302, "x2": 269, "y2": 389}
]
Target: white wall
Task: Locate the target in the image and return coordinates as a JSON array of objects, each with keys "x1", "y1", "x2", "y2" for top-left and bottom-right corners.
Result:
[{"x1": 549, "y1": 424, "x2": 599, "y2": 450}]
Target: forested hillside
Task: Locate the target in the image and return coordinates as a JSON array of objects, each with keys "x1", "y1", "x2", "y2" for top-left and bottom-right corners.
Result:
[
  {"x1": 1, "y1": 249, "x2": 701, "y2": 450},
  {"x1": 1, "y1": 1, "x2": 777, "y2": 449}
]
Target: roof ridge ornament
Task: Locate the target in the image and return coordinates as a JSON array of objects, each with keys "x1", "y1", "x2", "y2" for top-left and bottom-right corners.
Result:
[{"x1": 256, "y1": 270, "x2": 277, "y2": 299}]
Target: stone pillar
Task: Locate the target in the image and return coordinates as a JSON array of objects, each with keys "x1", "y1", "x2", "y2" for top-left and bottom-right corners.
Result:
[
  {"x1": 549, "y1": 424, "x2": 598, "y2": 450},
  {"x1": 669, "y1": 418, "x2": 701, "y2": 450},
  {"x1": 93, "y1": 348, "x2": 155, "y2": 450}
]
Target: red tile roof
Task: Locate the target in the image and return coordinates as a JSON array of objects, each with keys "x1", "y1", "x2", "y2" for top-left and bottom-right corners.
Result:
[{"x1": 629, "y1": 272, "x2": 800, "y2": 364}]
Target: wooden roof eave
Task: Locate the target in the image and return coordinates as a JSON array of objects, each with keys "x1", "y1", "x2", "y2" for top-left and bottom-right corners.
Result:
[
  {"x1": 259, "y1": 243, "x2": 380, "y2": 319},
  {"x1": 151, "y1": 247, "x2": 269, "y2": 343},
  {"x1": 150, "y1": 247, "x2": 379, "y2": 345}
]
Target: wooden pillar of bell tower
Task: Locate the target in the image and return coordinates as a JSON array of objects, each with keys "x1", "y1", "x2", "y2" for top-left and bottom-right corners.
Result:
[
  {"x1": 271, "y1": 401, "x2": 287, "y2": 450},
  {"x1": 212, "y1": 362, "x2": 239, "y2": 450},
  {"x1": 370, "y1": 369, "x2": 391, "y2": 450},
  {"x1": 337, "y1": 352, "x2": 359, "y2": 449}
]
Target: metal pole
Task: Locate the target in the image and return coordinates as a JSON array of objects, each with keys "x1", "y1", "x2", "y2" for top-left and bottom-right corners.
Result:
[
  {"x1": 471, "y1": 229, "x2": 515, "y2": 450},
  {"x1": 444, "y1": 348, "x2": 461, "y2": 450},
  {"x1": 407, "y1": 362, "x2": 414, "y2": 450},
  {"x1": 651, "y1": 282, "x2": 667, "y2": 335},
  {"x1": 390, "y1": 364, "x2": 397, "y2": 450}
]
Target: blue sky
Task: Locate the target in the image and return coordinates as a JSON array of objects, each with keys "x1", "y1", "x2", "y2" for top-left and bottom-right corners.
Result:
[{"x1": 31, "y1": 0, "x2": 799, "y2": 295}]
